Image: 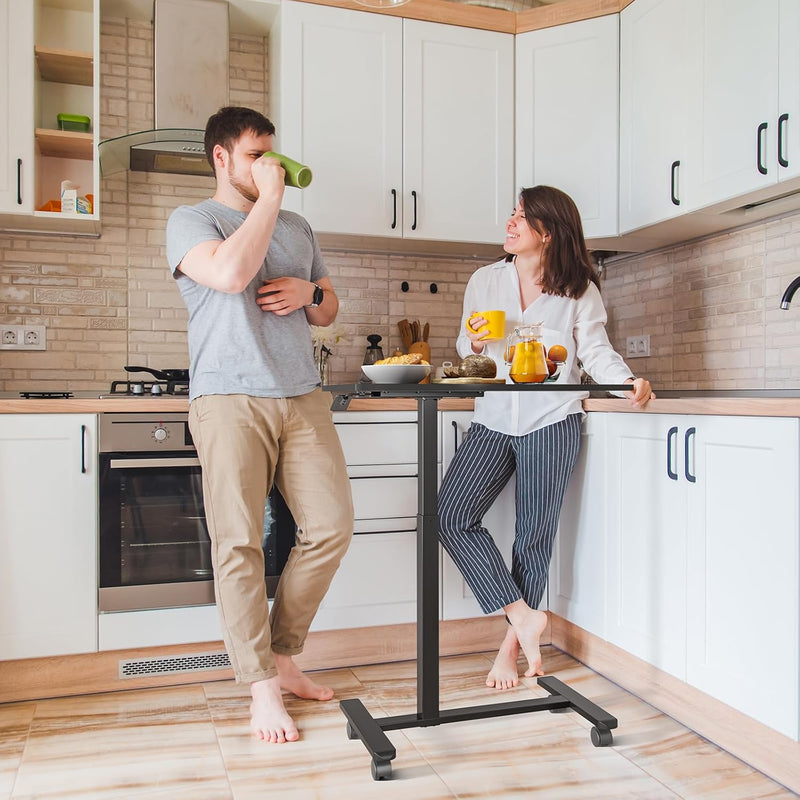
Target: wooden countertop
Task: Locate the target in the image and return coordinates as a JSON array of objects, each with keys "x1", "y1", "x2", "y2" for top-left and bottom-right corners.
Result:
[{"x1": 2, "y1": 395, "x2": 800, "y2": 416}]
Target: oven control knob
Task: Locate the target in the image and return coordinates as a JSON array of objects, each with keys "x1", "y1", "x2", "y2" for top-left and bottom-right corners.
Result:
[{"x1": 153, "y1": 427, "x2": 168, "y2": 442}]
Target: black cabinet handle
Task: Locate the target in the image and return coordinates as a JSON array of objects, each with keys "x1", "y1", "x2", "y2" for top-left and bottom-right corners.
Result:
[
  {"x1": 778, "y1": 113, "x2": 789, "y2": 168},
  {"x1": 390, "y1": 188, "x2": 397, "y2": 229},
  {"x1": 452, "y1": 419, "x2": 459, "y2": 454},
  {"x1": 16, "y1": 158, "x2": 22, "y2": 205},
  {"x1": 757, "y1": 122, "x2": 769, "y2": 175},
  {"x1": 684, "y1": 427, "x2": 696, "y2": 483},
  {"x1": 411, "y1": 190, "x2": 417, "y2": 231},
  {"x1": 670, "y1": 160, "x2": 680, "y2": 206},
  {"x1": 80, "y1": 424, "x2": 87, "y2": 474},
  {"x1": 667, "y1": 426, "x2": 678, "y2": 481}
]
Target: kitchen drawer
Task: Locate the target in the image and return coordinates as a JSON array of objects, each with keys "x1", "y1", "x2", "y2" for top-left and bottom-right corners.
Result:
[
  {"x1": 351, "y1": 476, "x2": 417, "y2": 530},
  {"x1": 336, "y1": 422, "x2": 417, "y2": 466}
]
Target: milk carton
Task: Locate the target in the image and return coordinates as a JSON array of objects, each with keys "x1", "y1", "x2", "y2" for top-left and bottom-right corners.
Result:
[{"x1": 60, "y1": 180, "x2": 78, "y2": 214}]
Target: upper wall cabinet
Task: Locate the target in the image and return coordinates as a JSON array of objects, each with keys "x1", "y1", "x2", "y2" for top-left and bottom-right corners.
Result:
[
  {"x1": 516, "y1": 14, "x2": 619, "y2": 241},
  {"x1": 270, "y1": 0, "x2": 514, "y2": 245},
  {"x1": 685, "y1": 0, "x2": 800, "y2": 210},
  {"x1": 0, "y1": 0, "x2": 100, "y2": 235},
  {"x1": 619, "y1": 0, "x2": 695, "y2": 233}
]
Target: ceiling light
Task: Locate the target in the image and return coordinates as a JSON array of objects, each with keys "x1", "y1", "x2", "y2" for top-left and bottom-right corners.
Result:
[{"x1": 353, "y1": 0, "x2": 412, "y2": 8}]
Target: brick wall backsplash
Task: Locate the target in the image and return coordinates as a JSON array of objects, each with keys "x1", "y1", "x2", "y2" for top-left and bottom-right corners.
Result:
[{"x1": 2, "y1": 16, "x2": 800, "y2": 393}]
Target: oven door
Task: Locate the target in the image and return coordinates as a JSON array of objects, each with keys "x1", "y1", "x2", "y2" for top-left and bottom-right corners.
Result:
[{"x1": 99, "y1": 452, "x2": 293, "y2": 612}]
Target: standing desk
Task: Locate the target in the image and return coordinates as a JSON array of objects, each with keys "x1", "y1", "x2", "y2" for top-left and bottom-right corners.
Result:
[{"x1": 325, "y1": 382, "x2": 627, "y2": 781}]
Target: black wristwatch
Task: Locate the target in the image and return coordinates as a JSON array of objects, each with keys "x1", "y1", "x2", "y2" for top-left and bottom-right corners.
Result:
[{"x1": 307, "y1": 283, "x2": 324, "y2": 308}]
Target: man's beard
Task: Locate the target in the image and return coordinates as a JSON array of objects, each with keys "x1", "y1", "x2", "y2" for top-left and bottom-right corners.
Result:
[{"x1": 228, "y1": 164, "x2": 258, "y2": 204}]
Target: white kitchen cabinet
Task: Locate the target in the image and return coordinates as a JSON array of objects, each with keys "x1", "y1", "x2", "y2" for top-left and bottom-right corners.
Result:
[
  {"x1": 516, "y1": 15, "x2": 619, "y2": 240},
  {"x1": 0, "y1": 414, "x2": 98, "y2": 660},
  {"x1": 548, "y1": 413, "x2": 607, "y2": 638},
  {"x1": 0, "y1": 0, "x2": 34, "y2": 214},
  {"x1": 271, "y1": 0, "x2": 513, "y2": 244},
  {"x1": 684, "y1": 415, "x2": 799, "y2": 740},
  {"x1": 440, "y1": 411, "x2": 517, "y2": 620},
  {"x1": 685, "y1": 0, "x2": 800, "y2": 209},
  {"x1": 0, "y1": 0, "x2": 100, "y2": 234},
  {"x1": 619, "y1": 0, "x2": 696, "y2": 232},
  {"x1": 605, "y1": 411, "x2": 799, "y2": 739},
  {"x1": 605, "y1": 412, "x2": 688, "y2": 679}
]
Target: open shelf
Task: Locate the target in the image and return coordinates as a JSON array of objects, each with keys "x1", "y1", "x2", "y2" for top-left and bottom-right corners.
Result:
[
  {"x1": 34, "y1": 46, "x2": 93, "y2": 85},
  {"x1": 35, "y1": 128, "x2": 93, "y2": 159}
]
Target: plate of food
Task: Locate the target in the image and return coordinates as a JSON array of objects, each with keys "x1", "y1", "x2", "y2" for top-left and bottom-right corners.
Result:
[{"x1": 361, "y1": 353, "x2": 431, "y2": 384}]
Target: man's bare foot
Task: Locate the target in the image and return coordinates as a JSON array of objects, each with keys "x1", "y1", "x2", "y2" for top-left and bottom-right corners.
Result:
[
  {"x1": 486, "y1": 626, "x2": 521, "y2": 690},
  {"x1": 504, "y1": 600, "x2": 548, "y2": 677},
  {"x1": 274, "y1": 653, "x2": 334, "y2": 701},
  {"x1": 250, "y1": 676, "x2": 299, "y2": 743}
]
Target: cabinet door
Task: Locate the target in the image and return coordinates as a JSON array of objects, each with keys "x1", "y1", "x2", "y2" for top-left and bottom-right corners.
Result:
[
  {"x1": 516, "y1": 15, "x2": 618, "y2": 240},
  {"x1": 686, "y1": 416, "x2": 799, "y2": 739},
  {"x1": 272, "y1": 1, "x2": 403, "y2": 236},
  {"x1": 778, "y1": 0, "x2": 800, "y2": 183},
  {"x1": 548, "y1": 413, "x2": 607, "y2": 637},
  {"x1": 0, "y1": 0, "x2": 34, "y2": 213},
  {"x1": 619, "y1": 0, "x2": 695, "y2": 231},
  {"x1": 605, "y1": 413, "x2": 687, "y2": 679},
  {"x1": 403, "y1": 20, "x2": 513, "y2": 244},
  {"x1": 686, "y1": 0, "x2": 780, "y2": 207},
  {"x1": 440, "y1": 412, "x2": 517, "y2": 620},
  {"x1": 0, "y1": 415, "x2": 97, "y2": 659}
]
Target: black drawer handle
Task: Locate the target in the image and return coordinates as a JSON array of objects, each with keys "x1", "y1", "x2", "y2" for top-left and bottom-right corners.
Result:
[
  {"x1": 81, "y1": 424, "x2": 87, "y2": 473},
  {"x1": 411, "y1": 190, "x2": 417, "y2": 231},
  {"x1": 684, "y1": 427, "x2": 696, "y2": 483},
  {"x1": 778, "y1": 113, "x2": 789, "y2": 168},
  {"x1": 757, "y1": 122, "x2": 768, "y2": 175},
  {"x1": 390, "y1": 188, "x2": 397, "y2": 229},
  {"x1": 670, "y1": 160, "x2": 680, "y2": 206},
  {"x1": 16, "y1": 158, "x2": 22, "y2": 205},
  {"x1": 666, "y1": 426, "x2": 678, "y2": 481}
]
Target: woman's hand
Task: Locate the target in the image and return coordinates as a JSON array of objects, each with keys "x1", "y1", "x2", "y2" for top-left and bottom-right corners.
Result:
[
  {"x1": 256, "y1": 277, "x2": 313, "y2": 315},
  {"x1": 624, "y1": 377, "x2": 656, "y2": 407},
  {"x1": 464, "y1": 311, "x2": 490, "y2": 353}
]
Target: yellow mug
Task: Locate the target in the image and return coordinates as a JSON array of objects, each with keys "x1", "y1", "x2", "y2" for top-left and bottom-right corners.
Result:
[{"x1": 466, "y1": 310, "x2": 506, "y2": 341}]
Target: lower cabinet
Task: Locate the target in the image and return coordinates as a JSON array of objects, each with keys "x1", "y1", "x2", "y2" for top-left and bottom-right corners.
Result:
[
  {"x1": 440, "y1": 411, "x2": 517, "y2": 620},
  {"x1": 604, "y1": 412, "x2": 799, "y2": 740},
  {"x1": 0, "y1": 414, "x2": 98, "y2": 659}
]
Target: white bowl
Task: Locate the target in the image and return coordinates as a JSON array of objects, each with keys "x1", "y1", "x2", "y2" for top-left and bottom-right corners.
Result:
[{"x1": 361, "y1": 363, "x2": 431, "y2": 384}]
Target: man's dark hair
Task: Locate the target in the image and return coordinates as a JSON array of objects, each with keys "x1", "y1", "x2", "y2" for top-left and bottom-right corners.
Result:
[{"x1": 204, "y1": 106, "x2": 276, "y2": 170}]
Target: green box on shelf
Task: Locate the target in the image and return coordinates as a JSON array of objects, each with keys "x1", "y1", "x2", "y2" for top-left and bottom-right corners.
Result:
[{"x1": 57, "y1": 113, "x2": 91, "y2": 133}]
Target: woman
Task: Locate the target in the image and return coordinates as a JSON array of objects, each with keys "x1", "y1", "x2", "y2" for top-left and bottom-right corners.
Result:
[{"x1": 438, "y1": 185, "x2": 654, "y2": 690}]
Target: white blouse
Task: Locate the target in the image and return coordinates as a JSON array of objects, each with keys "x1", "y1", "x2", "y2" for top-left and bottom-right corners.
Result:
[{"x1": 457, "y1": 259, "x2": 634, "y2": 436}]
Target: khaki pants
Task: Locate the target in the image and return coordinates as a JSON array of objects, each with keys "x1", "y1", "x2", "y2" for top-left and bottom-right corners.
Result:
[{"x1": 188, "y1": 390, "x2": 354, "y2": 683}]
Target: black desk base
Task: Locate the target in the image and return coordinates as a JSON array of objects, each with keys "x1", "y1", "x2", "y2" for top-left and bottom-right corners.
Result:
[
  {"x1": 326, "y1": 382, "x2": 626, "y2": 780},
  {"x1": 341, "y1": 675, "x2": 617, "y2": 780}
]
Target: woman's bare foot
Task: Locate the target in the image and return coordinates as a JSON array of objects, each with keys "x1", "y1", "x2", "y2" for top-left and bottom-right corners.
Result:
[
  {"x1": 504, "y1": 600, "x2": 548, "y2": 677},
  {"x1": 250, "y1": 676, "x2": 299, "y2": 743},
  {"x1": 274, "y1": 653, "x2": 334, "y2": 701},
  {"x1": 486, "y1": 626, "x2": 521, "y2": 690}
]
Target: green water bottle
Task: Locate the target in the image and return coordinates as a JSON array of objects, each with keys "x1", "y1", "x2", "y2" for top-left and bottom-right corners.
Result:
[{"x1": 262, "y1": 151, "x2": 313, "y2": 188}]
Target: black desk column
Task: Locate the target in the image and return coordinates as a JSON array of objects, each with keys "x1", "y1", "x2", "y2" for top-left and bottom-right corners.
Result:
[{"x1": 417, "y1": 395, "x2": 440, "y2": 722}]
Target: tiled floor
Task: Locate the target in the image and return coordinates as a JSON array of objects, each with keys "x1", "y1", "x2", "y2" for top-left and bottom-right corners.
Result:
[{"x1": 0, "y1": 646, "x2": 796, "y2": 799}]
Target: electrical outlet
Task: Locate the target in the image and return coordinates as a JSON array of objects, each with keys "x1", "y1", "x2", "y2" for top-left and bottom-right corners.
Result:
[
  {"x1": 0, "y1": 324, "x2": 46, "y2": 350},
  {"x1": 625, "y1": 334, "x2": 650, "y2": 358}
]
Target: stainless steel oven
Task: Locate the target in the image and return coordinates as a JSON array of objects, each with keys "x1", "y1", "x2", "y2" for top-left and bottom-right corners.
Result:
[{"x1": 98, "y1": 413, "x2": 295, "y2": 612}]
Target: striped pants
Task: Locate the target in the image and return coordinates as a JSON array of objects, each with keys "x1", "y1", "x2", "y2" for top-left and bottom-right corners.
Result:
[{"x1": 438, "y1": 414, "x2": 582, "y2": 614}]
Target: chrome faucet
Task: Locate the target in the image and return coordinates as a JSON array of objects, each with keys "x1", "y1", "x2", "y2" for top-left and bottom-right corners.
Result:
[{"x1": 780, "y1": 275, "x2": 800, "y2": 309}]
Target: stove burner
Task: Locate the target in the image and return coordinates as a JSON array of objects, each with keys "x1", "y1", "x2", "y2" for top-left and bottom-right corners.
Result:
[{"x1": 107, "y1": 380, "x2": 189, "y2": 397}]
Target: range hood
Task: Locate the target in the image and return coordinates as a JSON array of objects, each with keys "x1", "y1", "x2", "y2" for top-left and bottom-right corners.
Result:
[{"x1": 98, "y1": 0, "x2": 229, "y2": 177}]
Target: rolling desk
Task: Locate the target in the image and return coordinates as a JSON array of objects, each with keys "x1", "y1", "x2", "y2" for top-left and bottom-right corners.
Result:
[{"x1": 325, "y1": 382, "x2": 627, "y2": 781}]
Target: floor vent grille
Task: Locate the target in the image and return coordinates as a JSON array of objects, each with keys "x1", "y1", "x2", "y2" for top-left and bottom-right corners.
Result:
[{"x1": 118, "y1": 651, "x2": 230, "y2": 679}]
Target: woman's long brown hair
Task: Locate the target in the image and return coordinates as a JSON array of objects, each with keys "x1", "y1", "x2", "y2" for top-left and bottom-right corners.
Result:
[{"x1": 505, "y1": 185, "x2": 600, "y2": 299}]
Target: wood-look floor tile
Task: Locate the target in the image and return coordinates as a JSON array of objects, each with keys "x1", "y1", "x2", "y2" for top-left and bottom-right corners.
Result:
[
  {"x1": 9, "y1": 686, "x2": 231, "y2": 800},
  {"x1": 0, "y1": 702, "x2": 35, "y2": 799}
]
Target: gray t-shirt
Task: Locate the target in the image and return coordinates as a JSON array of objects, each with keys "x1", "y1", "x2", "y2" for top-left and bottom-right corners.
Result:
[{"x1": 166, "y1": 199, "x2": 328, "y2": 400}]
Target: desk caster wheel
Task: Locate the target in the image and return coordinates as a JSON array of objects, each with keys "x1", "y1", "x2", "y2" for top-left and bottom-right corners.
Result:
[
  {"x1": 591, "y1": 726, "x2": 613, "y2": 747},
  {"x1": 371, "y1": 759, "x2": 392, "y2": 781},
  {"x1": 346, "y1": 722, "x2": 358, "y2": 740}
]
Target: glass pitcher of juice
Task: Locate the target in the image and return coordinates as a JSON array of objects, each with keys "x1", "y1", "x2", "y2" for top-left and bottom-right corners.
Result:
[{"x1": 505, "y1": 323, "x2": 549, "y2": 384}]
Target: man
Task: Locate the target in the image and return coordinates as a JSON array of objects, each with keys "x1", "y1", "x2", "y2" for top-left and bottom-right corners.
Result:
[{"x1": 166, "y1": 106, "x2": 353, "y2": 744}]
